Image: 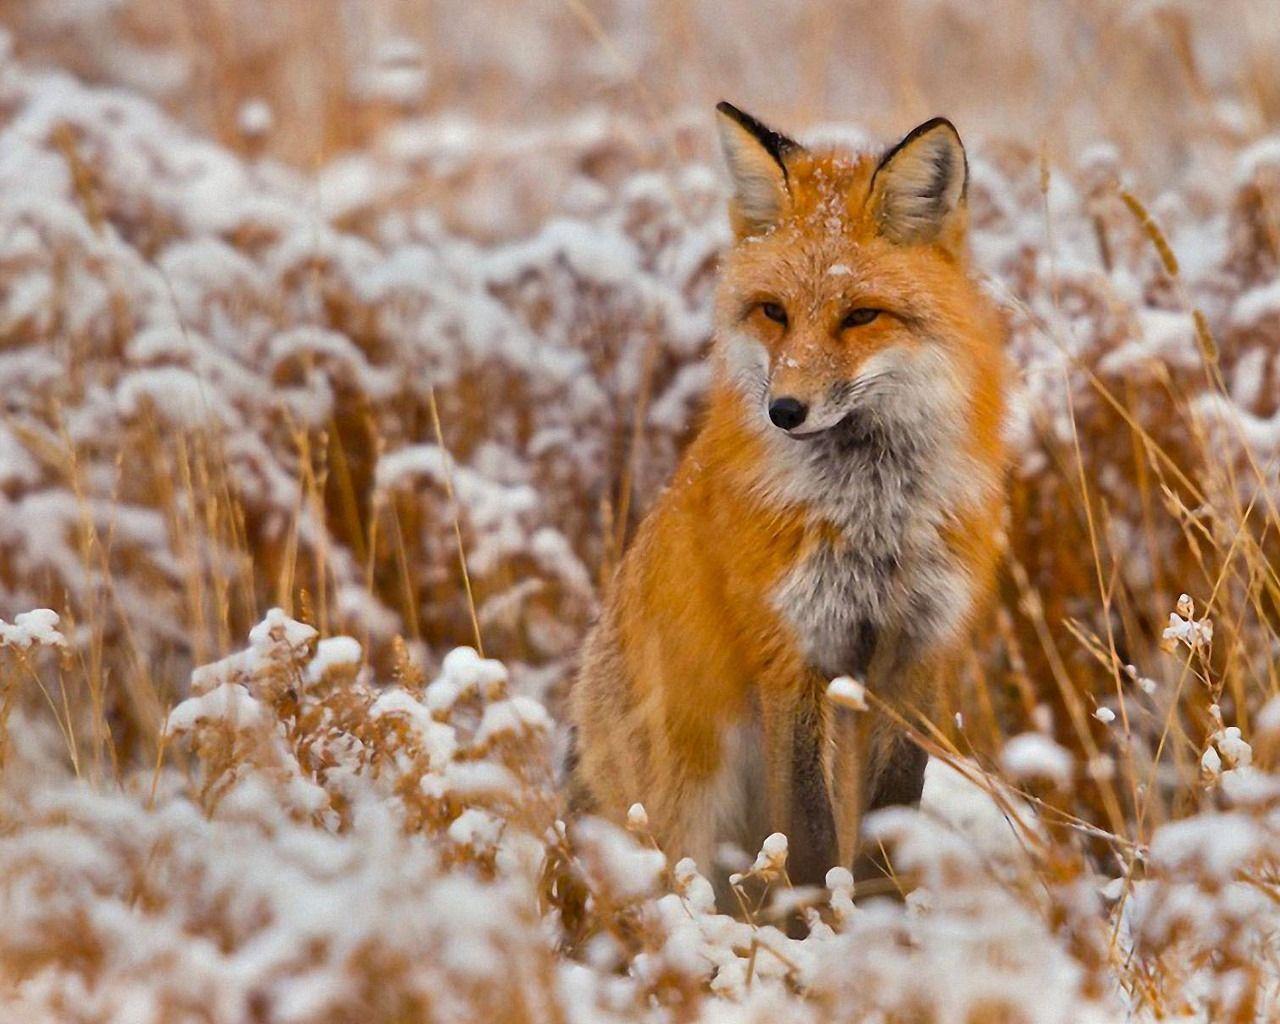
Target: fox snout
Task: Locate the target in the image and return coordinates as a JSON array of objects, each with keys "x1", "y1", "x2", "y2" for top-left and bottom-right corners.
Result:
[
  {"x1": 766, "y1": 355, "x2": 841, "y2": 435},
  {"x1": 766, "y1": 370, "x2": 854, "y2": 435},
  {"x1": 765, "y1": 337, "x2": 867, "y2": 436}
]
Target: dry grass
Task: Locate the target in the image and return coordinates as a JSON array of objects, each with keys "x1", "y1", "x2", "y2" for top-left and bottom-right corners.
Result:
[{"x1": 1, "y1": 1, "x2": 1280, "y2": 1020}]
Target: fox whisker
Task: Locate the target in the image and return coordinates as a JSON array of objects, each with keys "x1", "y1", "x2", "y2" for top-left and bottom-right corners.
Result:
[{"x1": 833, "y1": 372, "x2": 890, "y2": 408}]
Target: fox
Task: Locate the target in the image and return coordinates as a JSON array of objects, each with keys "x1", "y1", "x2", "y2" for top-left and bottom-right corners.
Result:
[{"x1": 568, "y1": 103, "x2": 1007, "y2": 892}]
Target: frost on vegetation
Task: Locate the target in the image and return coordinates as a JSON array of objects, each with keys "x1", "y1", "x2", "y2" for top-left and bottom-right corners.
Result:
[
  {"x1": 7, "y1": 608, "x2": 1280, "y2": 1020},
  {"x1": 826, "y1": 674, "x2": 867, "y2": 711},
  {"x1": 0, "y1": 56, "x2": 710, "y2": 686},
  {"x1": 0, "y1": 607, "x2": 1119, "y2": 1022},
  {"x1": 1161, "y1": 593, "x2": 1215, "y2": 654},
  {"x1": 625, "y1": 801, "x2": 649, "y2": 830},
  {"x1": 4, "y1": 31, "x2": 1280, "y2": 1022},
  {"x1": 2, "y1": 610, "x2": 565, "y2": 1021},
  {"x1": 236, "y1": 97, "x2": 274, "y2": 139},
  {"x1": 1200, "y1": 703, "x2": 1253, "y2": 788},
  {"x1": 750, "y1": 831, "x2": 789, "y2": 877},
  {"x1": 306, "y1": 635, "x2": 363, "y2": 685},
  {"x1": 0, "y1": 609, "x2": 66, "y2": 650},
  {"x1": 1001, "y1": 731, "x2": 1075, "y2": 789},
  {"x1": 0, "y1": 42, "x2": 1278, "y2": 715}
]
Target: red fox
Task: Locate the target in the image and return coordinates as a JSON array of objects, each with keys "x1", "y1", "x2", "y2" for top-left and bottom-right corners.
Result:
[{"x1": 569, "y1": 103, "x2": 1007, "y2": 890}]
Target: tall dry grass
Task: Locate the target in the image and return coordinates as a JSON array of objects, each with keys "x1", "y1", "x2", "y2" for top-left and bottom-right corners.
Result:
[{"x1": 1, "y1": 1, "x2": 1279, "y2": 1020}]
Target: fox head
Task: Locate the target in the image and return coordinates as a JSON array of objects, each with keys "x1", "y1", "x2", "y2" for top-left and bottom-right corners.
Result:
[{"x1": 713, "y1": 102, "x2": 999, "y2": 444}]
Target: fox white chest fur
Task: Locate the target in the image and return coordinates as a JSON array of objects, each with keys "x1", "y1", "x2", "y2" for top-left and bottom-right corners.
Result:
[
  {"x1": 773, "y1": 435, "x2": 969, "y2": 682},
  {"x1": 750, "y1": 345, "x2": 988, "y2": 683}
]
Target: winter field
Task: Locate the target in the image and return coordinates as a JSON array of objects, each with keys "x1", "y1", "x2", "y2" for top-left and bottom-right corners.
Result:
[{"x1": 2, "y1": 1, "x2": 1280, "y2": 1021}]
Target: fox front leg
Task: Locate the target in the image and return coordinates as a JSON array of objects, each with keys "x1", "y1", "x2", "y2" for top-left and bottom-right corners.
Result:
[
  {"x1": 852, "y1": 724, "x2": 928, "y2": 894},
  {"x1": 851, "y1": 651, "x2": 939, "y2": 891},
  {"x1": 761, "y1": 685, "x2": 837, "y2": 887},
  {"x1": 829, "y1": 706, "x2": 872, "y2": 868}
]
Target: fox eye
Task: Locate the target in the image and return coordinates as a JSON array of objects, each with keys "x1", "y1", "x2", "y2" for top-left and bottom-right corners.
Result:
[
  {"x1": 760, "y1": 302, "x2": 788, "y2": 326},
  {"x1": 841, "y1": 308, "x2": 880, "y2": 329}
]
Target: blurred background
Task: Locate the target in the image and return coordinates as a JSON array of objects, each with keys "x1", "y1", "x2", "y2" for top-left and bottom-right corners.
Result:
[{"x1": 6, "y1": 0, "x2": 1280, "y2": 190}]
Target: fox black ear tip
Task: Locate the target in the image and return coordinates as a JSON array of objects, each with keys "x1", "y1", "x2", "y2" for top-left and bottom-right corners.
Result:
[
  {"x1": 918, "y1": 116, "x2": 961, "y2": 139},
  {"x1": 716, "y1": 100, "x2": 740, "y2": 118},
  {"x1": 881, "y1": 117, "x2": 965, "y2": 171}
]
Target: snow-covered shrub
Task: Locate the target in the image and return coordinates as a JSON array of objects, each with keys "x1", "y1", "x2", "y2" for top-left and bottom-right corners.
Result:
[
  {"x1": 1, "y1": 39, "x2": 1278, "y2": 745},
  {"x1": 0, "y1": 610, "x2": 562, "y2": 1021},
  {"x1": 2, "y1": 6, "x2": 1280, "y2": 1019}
]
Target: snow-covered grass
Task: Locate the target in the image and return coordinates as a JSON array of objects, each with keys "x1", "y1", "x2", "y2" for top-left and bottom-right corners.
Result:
[{"x1": 2, "y1": 3, "x2": 1280, "y2": 1021}]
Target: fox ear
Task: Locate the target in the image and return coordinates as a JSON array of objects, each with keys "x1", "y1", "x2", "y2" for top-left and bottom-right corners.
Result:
[
  {"x1": 715, "y1": 102, "x2": 801, "y2": 235},
  {"x1": 869, "y1": 118, "x2": 968, "y2": 249}
]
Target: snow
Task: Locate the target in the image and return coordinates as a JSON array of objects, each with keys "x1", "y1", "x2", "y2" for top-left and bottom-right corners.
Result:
[
  {"x1": 1001, "y1": 733, "x2": 1075, "y2": 789},
  {"x1": 249, "y1": 608, "x2": 319, "y2": 660},
  {"x1": 1097, "y1": 308, "x2": 1200, "y2": 377},
  {"x1": 474, "y1": 695, "x2": 553, "y2": 746},
  {"x1": 826, "y1": 675, "x2": 867, "y2": 711},
  {"x1": 1257, "y1": 696, "x2": 1280, "y2": 737},
  {"x1": 1201, "y1": 704, "x2": 1254, "y2": 788},
  {"x1": 0, "y1": 608, "x2": 66, "y2": 649},
  {"x1": 447, "y1": 807, "x2": 504, "y2": 850},
  {"x1": 1235, "y1": 134, "x2": 1280, "y2": 184},
  {"x1": 2, "y1": 16, "x2": 1280, "y2": 1021},
  {"x1": 916, "y1": 756, "x2": 1037, "y2": 861},
  {"x1": 626, "y1": 803, "x2": 649, "y2": 830},
  {"x1": 751, "y1": 832, "x2": 789, "y2": 875},
  {"x1": 306, "y1": 636, "x2": 363, "y2": 685},
  {"x1": 574, "y1": 817, "x2": 668, "y2": 902},
  {"x1": 1161, "y1": 595, "x2": 1214, "y2": 653},
  {"x1": 370, "y1": 689, "x2": 458, "y2": 769},
  {"x1": 1201, "y1": 744, "x2": 1223, "y2": 778},
  {"x1": 441, "y1": 646, "x2": 509, "y2": 688},
  {"x1": 236, "y1": 98, "x2": 274, "y2": 138},
  {"x1": 116, "y1": 366, "x2": 231, "y2": 428},
  {"x1": 1150, "y1": 812, "x2": 1262, "y2": 878},
  {"x1": 1231, "y1": 278, "x2": 1280, "y2": 329},
  {"x1": 166, "y1": 682, "x2": 269, "y2": 734}
]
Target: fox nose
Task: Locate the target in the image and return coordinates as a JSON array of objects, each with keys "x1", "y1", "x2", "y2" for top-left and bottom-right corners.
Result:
[{"x1": 768, "y1": 397, "x2": 808, "y2": 431}]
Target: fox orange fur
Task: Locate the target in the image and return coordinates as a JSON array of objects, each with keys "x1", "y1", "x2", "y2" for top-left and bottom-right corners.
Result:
[{"x1": 569, "y1": 104, "x2": 1007, "y2": 889}]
